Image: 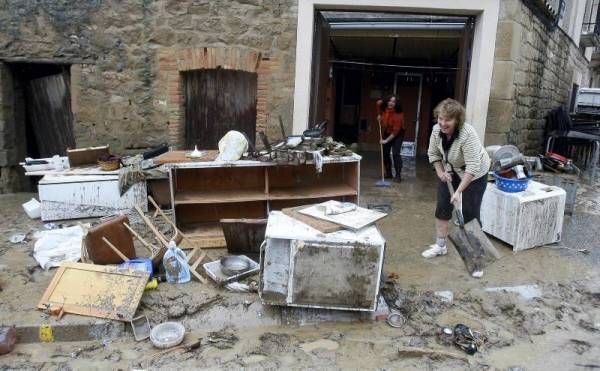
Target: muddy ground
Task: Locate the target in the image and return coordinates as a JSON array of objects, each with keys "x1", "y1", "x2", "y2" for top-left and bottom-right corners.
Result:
[{"x1": 1, "y1": 157, "x2": 599, "y2": 370}]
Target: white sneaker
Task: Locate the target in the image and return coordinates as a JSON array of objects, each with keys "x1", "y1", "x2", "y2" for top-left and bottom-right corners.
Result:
[{"x1": 422, "y1": 244, "x2": 447, "y2": 258}]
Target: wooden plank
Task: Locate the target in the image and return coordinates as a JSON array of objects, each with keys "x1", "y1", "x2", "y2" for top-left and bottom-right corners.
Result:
[
  {"x1": 153, "y1": 150, "x2": 219, "y2": 165},
  {"x1": 38, "y1": 262, "x2": 149, "y2": 322},
  {"x1": 179, "y1": 222, "x2": 227, "y2": 249},
  {"x1": 281, "y1": 206, "x2": 343, "y2": 233}
]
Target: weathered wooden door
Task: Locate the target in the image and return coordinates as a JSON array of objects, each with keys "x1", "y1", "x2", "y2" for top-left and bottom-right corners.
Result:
[
  {"x1": 25, "y1": 72, "x2": 75, "y2": 156},
  {"x1": 184, "y1": 69, "x2": 257, "y2": 149}
]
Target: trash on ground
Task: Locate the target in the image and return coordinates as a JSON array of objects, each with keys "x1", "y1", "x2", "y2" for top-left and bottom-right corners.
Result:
[
  {"x1": 434, "y1": 290, "x2": 454, "y2": 304},
  {"x1": 453, "y1": 323, "x2": 485, "y2": 355},
  {"x1": 0, "y1": 326, "x2": 17, "y2": 355},
  {"x1": 130, "y1": 315, "x2": 151, "y2": 341},
  {"x1": 484, "y1": 284, "x2": 542, "y2": 300},
  {"x1": 9, "y1": 233, "x2": 27, "y2": 244},
  {"x1": 33, "y1": 225, "x2": 87, "y2": 269},
  {"x1": 119, "y1": 258, "x2": 153, "y2": 275},
  {"x1": 220, "y1": 255, "x2": 252, "y2": 276},
  {"x1": 225, "y1": 281, "x2": 258, "y2": 293},
  {"x1": 204, "y1": 255, "x2": 259, "y2": 284},
  {"x1": 38, "y1": 262, "x2": 149, "y2": 321},
  {"x1": 386, "y1": 311, "x2": 406, "y2": 328},
  {"x1": 22, "y1": 198, "x2": 41, "y2": 219},
  {"x1": 397, "y1": 346, "x2": 468, "y2": 362},
  {"x1": 150, "y1": 321, "x2": 185, "y2": 349}
]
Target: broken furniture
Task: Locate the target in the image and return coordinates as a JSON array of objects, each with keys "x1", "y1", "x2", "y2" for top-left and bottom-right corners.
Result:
[
  {"x1": 165, "y1": 154, "x2": 361, "y2": 247},
  {"x1": 38, "y1": 174, "x2": 147, "y2": 221},
  {"x1": 545, "y1": 107, "x2": 599, "y2": 182},
  {"x1": 84, "y1": 215, "x2": 136, "y2": 264},
  {"x1": 38, "y1": 262, "x2": 149, "y2": 321},
  {"x1": 133, "y1": 203, "x2": 207, "y2": 283},
  {"x1": 480, "y1": 180, "x2": 566, "y2": 251},
  {"x1": 220, "y1": 218, "x2": 267, "y2": 254},
  {"x1": 259, "y1": 211, "x2": 385, "y2": 311}
]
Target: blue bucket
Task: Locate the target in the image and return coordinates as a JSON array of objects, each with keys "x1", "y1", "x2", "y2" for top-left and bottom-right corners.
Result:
[{"x1": 493, "y1": 172, "x2": 531, "y2": 193}]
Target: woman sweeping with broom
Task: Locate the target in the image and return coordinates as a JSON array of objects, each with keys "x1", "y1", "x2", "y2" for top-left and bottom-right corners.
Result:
[
  {"x1": 422, "y1": 98, "x2": 491, "y2": 277},
  {"x1": 376, "y1": 95, "x2": 405, "y2": 182}
]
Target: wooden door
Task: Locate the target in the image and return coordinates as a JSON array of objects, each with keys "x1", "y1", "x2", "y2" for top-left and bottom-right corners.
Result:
[
  {"x1": 184, "y1": 69, "x2": 257, "y2": 149},
  {"x1": 25, "y1": 72, "x2": 75, "y2": 157}
]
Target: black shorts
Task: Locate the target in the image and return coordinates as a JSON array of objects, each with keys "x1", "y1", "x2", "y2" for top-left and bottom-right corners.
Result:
[{"x1": 435, "y1": 174, "x2": 488, "y2": 224}]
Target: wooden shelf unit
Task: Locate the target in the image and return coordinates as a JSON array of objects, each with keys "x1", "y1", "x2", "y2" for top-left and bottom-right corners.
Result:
[{"x1": 168, "y1": 156, "x2": 360, "y2": 237}]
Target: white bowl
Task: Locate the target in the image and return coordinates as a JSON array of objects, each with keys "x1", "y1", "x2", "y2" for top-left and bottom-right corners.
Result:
[{"x1": 150, "y1": 322, "x2": 185, "y2": 349}]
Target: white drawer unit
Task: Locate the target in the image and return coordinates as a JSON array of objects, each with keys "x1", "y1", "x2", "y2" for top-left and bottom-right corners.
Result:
[
  {"x1": 38, "y1": 175, "x2": 147, "y2": 221},
  {"x1": 480, "y1": 180, "x2": 566, "y2": 251},
  {"x1": 259, "y1": 211, "x2": 385, "y2": 311}
]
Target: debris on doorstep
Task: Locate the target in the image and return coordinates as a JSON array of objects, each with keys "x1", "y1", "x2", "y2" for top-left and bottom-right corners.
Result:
[
  {"x1": 298, "y1": 200, "x2": 387, "y2": 230},
  {"x1": 203, "y1": 255, "x2": 259, "y2": 284},
  {"x1": 22, "y1": 198, "x2": 41, "y2": 219},
  {"x1": 33, "y1": 224, "x2": 88, "y2": 269},
  {"x1": 150, "y1": 322, "x2": 185, "y2": 349},
  {"x1": 38, "y1": 262, "x2": 149, "y2": 321},
  {"x1": 225, "y1": 281, "x2": 258, "y2": 293},
  {"x1": 452, "y1": 323, "x2": 485, "y2": 355}
]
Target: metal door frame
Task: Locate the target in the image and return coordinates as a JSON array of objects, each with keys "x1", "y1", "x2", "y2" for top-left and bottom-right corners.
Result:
[{"x1": 393, "y1": 72, "x2": 423, "y2": 157}]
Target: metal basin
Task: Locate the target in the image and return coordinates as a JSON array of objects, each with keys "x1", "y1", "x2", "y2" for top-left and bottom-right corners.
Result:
[{"x1": 220, "y1": 255, "x2": 251, "y2": 276}]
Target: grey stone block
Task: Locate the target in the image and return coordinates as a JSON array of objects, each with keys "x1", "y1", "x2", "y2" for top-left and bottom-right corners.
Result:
[
  {"x1": 487, "y1": 99, "x2": 514, "y2": 134},
  {"x1": 491, "y1": 61, "x2": 516, "y2": 100},
  {"x1": 495, "y1": 21, "x2": 522, "y2": 62}
]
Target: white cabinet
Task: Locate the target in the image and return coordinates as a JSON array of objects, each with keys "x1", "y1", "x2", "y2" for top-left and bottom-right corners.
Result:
[
  {"x1": 38, "y1": 175, "x2": 147, "y2": 221},
  {"x1": 259, "y1": 211, "x2": 385, "y2": 311},
  {"x1": 480, "y1": 181, "x2": 566, "y2": 251}
]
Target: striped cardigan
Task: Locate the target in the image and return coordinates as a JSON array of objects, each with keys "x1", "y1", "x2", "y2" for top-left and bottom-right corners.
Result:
[{"x1": 427, "y1": 123, "x2": 490, "y2": 180}]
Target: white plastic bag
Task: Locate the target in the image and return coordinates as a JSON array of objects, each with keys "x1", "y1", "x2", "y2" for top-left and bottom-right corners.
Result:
[
  {"x1": 216, "y1": 131, "x2": 248, "y2": 161},
  {"x1": 33, "y1": 225, "x2": 87, "y2": 269}
]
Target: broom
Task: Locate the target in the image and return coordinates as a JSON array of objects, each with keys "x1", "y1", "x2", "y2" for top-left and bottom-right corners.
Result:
[{"x1": 376, "y1": 117, "x2": 392, "y2": 187}]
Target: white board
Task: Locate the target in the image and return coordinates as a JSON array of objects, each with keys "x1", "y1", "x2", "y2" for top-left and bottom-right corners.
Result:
[{"x1": 298, "y1": 201, "x2": 387, "y2": 231}]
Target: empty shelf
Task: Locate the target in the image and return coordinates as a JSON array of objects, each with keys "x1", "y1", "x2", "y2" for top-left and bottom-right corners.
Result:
[
  {"x1": 269, "y1": 184, "x2": 357, "y2": 200},
  {"x1": 174, "y1": 188, "x2": 267, "y2": 204}
]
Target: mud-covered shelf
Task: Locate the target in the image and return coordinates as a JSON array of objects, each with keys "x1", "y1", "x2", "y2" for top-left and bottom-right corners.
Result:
[{"x1": 166, "y1": 153, "x2": 361, "y2": 245}]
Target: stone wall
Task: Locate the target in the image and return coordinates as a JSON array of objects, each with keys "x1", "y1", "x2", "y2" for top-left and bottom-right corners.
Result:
[
  {"x1": 0, "y1": 0, "x2": 298, "y2": 152},
  {"x1": 486, "y1": 0, "x2": 590, "y2": 154}
]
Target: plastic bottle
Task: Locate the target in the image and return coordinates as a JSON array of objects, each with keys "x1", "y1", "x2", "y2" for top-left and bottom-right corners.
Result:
[{"x1": 162, "y1": 241, "x2": 191, "y2": 284}]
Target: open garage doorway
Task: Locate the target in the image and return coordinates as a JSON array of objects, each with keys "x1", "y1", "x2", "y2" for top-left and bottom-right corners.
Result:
[
  {"x1": 309, "y1": 11, "x2": 475, "y2": 156},
  {"x1": 309, "y1": 11, "x2": 474, "y2": 156}
]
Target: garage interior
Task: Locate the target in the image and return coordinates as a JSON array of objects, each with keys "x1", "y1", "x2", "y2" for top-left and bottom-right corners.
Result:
[{"x1": 310, "y1": 11, "x2": 474, "y2": 156}]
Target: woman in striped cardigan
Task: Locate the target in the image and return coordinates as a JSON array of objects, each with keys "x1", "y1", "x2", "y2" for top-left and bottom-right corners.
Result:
[{"x1": 422, "y1": 99, "x2": 490, "y2": 275}]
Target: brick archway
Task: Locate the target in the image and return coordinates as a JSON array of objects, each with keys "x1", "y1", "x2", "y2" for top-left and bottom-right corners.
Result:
[{"x1": 157, "y1": 47, "x2": 274, "y2": 148}]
